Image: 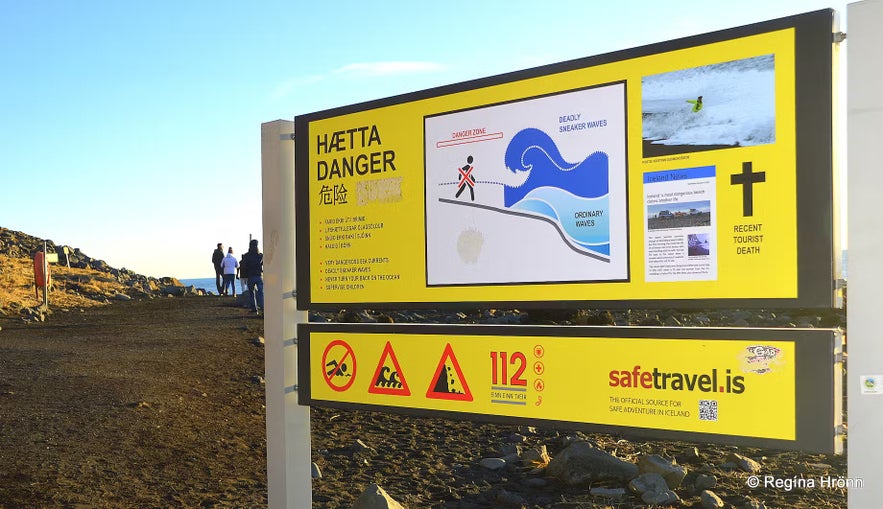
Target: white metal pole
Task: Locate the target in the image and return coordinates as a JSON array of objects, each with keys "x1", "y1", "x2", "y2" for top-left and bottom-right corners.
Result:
[
  {"x1": 847, "y1": 1, "x2": 883, "y2": 506},
  {"x1": 261, "y1": 120, "x2": 311, "y2": 508},
  {"x1": 43, "y1": 240, "x2": 48, "y2": 309}
]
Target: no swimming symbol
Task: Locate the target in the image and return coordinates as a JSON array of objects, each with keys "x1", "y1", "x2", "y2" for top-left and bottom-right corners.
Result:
[{"x1": 322, "y1": 340, "x2": 357, "y2": 392}]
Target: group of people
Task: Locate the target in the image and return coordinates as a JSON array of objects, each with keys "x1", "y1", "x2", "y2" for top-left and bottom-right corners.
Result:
[{"x1": 212, "y1": 239, "x2": 264, "y2": 314}]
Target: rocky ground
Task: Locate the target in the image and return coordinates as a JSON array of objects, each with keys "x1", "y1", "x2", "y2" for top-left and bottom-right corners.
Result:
[
  {"x1": 0, "y1": 297, "x2": 267, "y2": 508},
  {"x1": 0, "y1": 225, "x2": 849, "y2": 508},
  {"x1": 0, "y1": 295, "x2": 848, "y2": 509},
  {"x1": 309, "y1": 307, "x2": 848, "y2": 509}
]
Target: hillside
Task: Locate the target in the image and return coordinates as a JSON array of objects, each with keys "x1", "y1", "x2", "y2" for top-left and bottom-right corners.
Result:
[{"x1": 0, "y1": 227, "x2": 201, "y2": 320}]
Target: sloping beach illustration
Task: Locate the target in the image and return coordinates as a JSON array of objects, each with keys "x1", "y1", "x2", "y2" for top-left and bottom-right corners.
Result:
[
  {"x1": 424, "y1": 83, "x2": 628, "y2": 286},
  {"x1": 642, "y1": 54, "x2": 776, "y2": 157}
]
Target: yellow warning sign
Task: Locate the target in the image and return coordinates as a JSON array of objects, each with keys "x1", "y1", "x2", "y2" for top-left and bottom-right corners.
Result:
[
  {"x1": 426, "y1": 343, "x2": 472, "y2": 401},
  {"x1": 306, "y1": 328, "x2": 799, "y2": 440},
  {"x1": 369, "y1": 341, "x2": 410, "y2": 396},
  {"x1": 297, "y1": 16, "x2": 837, "y2": 310}
]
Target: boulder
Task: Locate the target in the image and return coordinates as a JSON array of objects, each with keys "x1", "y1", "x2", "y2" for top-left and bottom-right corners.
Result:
[
  {"x1": 629, "y1": 472, "x2": 669, "y2": 495},
  {"x1": 700, "y1": 490, "x2": 725, "y2": 508},
  {"x1": 350, "y1": 483, "x2": 406, "y2": 509},
  {"x1": 637, "y1": 454, "x2": 687, "y2": 489},
  {"x1": 546, "y1": 440, "x2": 638, "y2": 485},
  {"x1": 728, "y1": 452, "x2": 762, "y2": 473},
  {"x1": 642, "y1": 489, "x2": 680, "y2": 505},
  {"x1": 694, "y1": 473, "x2": 717, "y2": 490},
  {"x1": 589, "y1": 487, "x2": 626, "y2": 498},
  {"x1": 479, "y1": 458, "x2": 507, "y2": 471},
  {"x1": 495, "y1": 489, "x2": 527, "y2": 507}
]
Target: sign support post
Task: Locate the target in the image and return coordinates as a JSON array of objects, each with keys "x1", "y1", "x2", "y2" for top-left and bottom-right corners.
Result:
[
  {"x1": 262, "y1": 120, "x2": 311, "y2": 509},
  {"x1": 847, "y1": 1, "x2": 883, "y2": 506},
  {"x1": 42, "y1": 240, "x2": 49, "y2": 309}
]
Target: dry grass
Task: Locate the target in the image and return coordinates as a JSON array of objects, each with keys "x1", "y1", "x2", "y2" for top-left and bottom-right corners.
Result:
[{"x1": 0, "y1": 254, "x2": 133, "y2": 315}]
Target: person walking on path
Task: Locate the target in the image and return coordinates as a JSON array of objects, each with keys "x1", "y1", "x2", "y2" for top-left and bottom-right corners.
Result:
[
  {"x1": 212, "y1": 243, "x2": 225, "y2": 294},
  {"x1": 220, "y1": 247, "x2": 239, "y2": 297},
  {"x1": 239, "y1": 253, "x2": 249, "y2": 296},
  {"x1": 239, "y1": 239, "x2": 264, "y2": 314}
]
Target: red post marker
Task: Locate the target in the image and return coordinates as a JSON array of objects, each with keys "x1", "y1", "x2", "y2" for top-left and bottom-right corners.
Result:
[{"x1": 33, "y1": 250, "x2": 50, "y2": 305}]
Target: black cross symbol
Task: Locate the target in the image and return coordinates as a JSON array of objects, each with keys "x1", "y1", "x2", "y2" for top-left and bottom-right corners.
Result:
[{"x1": 730, "y1": 161, "x2": 766, "y2": 217}]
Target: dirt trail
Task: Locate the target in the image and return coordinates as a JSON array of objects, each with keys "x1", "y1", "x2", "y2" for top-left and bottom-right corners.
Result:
[
  {"x1": 0, "y1": 298, "x2": 848, "y2": 508},
  {"x1": 0, "y1": 297, "x2": 267, "y2": 508}
]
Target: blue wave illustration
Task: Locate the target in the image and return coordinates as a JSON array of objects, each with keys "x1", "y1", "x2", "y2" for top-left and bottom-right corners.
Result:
[
  {"x1": 503, "y1": 128, "x2": 609, "y2": 207},
  {"x1": 512, "y1": 189, "x2": 610, "y2": 256},
  {"x1": 501, "y1": 128, "x2": 611, "y2": 258}
]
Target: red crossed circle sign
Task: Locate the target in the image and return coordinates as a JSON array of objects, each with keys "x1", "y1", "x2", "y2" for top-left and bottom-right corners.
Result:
[{"x1": 322, "y1": 340, "x2": 357, "y2": 392}]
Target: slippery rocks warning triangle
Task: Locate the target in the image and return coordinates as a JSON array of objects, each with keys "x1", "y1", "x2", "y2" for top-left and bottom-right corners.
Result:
[
  {"x1": 368, "y1": 342, "x2": 410, "y2": 396},
  {"x1": 426, "y1": 343, "x2": 473, "y2": 401}
]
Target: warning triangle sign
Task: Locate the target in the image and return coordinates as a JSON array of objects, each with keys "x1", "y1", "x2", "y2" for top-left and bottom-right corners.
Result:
[
  {"x1": 426, "y1": 343, "x2": 473, "y2": 401},
  {"x1": 368, "y1": 342, "x2": 411, "y2": 396}
]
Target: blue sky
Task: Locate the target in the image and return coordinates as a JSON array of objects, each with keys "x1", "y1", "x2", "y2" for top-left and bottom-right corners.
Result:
[{"x1": 1, "y1": 1, "x2": 848, "y2": 279}]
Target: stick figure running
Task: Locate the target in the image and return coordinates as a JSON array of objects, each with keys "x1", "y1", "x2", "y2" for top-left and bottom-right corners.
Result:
[{"x1": 455, "y1": 155, "x2": 476, "y2": 201}]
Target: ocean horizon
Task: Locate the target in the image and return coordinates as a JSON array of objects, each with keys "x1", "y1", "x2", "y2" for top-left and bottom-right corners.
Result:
[{"x1": 180, "y1": 277, "x2": 219, "y2": 294}]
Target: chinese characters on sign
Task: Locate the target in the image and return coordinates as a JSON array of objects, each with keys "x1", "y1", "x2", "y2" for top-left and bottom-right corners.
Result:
[{"x1": 319, "y1": 184, "x2": 348, "y2": 206}]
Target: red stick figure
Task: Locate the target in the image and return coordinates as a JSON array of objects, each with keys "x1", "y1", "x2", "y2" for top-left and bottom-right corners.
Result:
[{"x1": 455, "y1": 156, "x2": 476, "y2": 200}]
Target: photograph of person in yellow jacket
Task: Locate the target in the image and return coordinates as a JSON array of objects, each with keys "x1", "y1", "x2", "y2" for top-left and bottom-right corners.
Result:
[
  {"x1": 641, "y1": 54, "x2": 775, "y2": 158},
  {"x1": 687, "y1": 95, "x2": 703, "y2": 112}
]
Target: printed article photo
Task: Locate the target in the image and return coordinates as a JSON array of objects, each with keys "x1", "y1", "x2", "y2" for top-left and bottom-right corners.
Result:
[{"x1": 641, "y1": 54, "x2": 776, "y2": 158}]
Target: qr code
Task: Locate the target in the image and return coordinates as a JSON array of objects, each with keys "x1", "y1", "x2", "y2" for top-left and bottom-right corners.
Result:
[{"x1": 699, "y1": 400, "x2": 718, "y2": 421}]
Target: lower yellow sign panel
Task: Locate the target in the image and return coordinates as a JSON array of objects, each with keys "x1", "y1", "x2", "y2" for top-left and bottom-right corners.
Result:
[{"x1": 299, "y1": 324, "x2": 839, "y2": 453}]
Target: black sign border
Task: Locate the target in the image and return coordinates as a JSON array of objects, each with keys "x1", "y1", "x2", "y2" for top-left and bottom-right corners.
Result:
[
  {"x1": 297, "y1": 323, "x2": 841, "y2": 454},
  {"x1": 295, "y1": 9, "x2": 836, "y2": 310}
]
